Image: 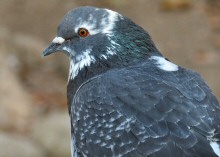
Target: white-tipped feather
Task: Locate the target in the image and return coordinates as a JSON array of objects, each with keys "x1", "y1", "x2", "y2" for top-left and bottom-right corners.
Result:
[
  {"x1": 210, "y1": 141, "x2": 220, "y2": 157},
  {"x1": 71, "y1": 137, "x2": 78, "y2": 157}
]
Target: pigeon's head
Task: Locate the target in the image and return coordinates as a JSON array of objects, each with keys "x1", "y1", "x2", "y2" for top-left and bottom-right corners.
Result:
[{"x1": 42, "y1": 6, "x2": 160, "y2": 79}]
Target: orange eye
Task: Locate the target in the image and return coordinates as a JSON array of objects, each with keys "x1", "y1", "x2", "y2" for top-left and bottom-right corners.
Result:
[{"x1": 78, "y1": 28, "x2": 89, "y2": 37}]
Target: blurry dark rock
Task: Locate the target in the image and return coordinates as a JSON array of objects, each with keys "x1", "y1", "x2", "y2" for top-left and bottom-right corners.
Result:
[
  {"x1": 190, "y1": 50, "x2": 218, "y2": 66},
  {"x1": 213, "y1": 36, "x2": 220, "y2": 49},
  {"x1": 205, "y1": 0, "x2": 220, "y2": 31},
  {"x1": 0, "y1": 0, "x2": 77, "y2": 40},
  {"x1": 32, "y1": 111, "x2": 71, "y2": 157},
  {"x1": 0, "y1": 25, "x2": 68, "y2": 109},
  {"x1": 0, "y1": 131, "x2": 45, "y2": 157},
  {"x1": 160, "y1": 0, "x2": 193, "y2": 11},
  {"x1": 0, "y1": 37, "x2": 35, "y2": 132}
]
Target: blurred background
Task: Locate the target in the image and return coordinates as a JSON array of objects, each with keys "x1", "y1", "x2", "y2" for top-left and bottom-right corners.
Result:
[{"x1": 0, "y1": 0, "x2": 220, "y2": 156}]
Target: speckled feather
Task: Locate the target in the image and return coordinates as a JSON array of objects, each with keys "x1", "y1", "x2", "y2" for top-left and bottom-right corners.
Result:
[{"x1": 70, "y1": 59, "x2": 220, "y2": 157}]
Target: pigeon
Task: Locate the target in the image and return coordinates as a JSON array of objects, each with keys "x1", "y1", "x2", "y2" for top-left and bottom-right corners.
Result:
[{"x1": 42, "y1": 6, "x2": 220, "y2": 157}]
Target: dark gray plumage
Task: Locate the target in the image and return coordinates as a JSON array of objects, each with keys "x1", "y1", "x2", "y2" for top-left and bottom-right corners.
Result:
[{"x1": 42, "y1": 6, "x2": 220, "y2": 157}]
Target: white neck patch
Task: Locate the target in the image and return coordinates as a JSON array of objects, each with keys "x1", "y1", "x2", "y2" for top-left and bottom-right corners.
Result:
[
  {"x1": 69, "y1": 49, "x2": 96, "y2": 80},
  {"x1": 150, "y1": 56, "x2": 178, "y2": 72}
]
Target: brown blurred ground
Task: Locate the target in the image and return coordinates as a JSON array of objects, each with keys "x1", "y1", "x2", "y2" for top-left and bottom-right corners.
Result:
[{"x1": 0, "y1": 0, "x2": 220, "y2": 156}]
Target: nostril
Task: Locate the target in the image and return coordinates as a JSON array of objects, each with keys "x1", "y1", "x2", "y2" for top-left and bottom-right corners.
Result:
[{"x1": 66, "y1": 38, "x2": 71, "y2": 42}]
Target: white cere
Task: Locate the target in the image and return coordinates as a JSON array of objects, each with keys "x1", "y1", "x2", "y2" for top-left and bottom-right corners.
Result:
[{"x1": 52, "y1": 36, "x2": 65, "y2": 44}]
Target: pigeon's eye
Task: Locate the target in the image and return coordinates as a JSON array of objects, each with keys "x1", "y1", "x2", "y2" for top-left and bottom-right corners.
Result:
[{"x1": 78, "y1": 28, "x2": 89, "y2": 37}]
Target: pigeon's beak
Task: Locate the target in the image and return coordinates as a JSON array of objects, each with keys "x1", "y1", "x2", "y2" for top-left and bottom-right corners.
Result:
[
  {"x1": 42, "y1": 43, "x2": 59, "y2": 57},
  {"x1": 42, "y1": 37, "x2": 71, "y2": 57}
]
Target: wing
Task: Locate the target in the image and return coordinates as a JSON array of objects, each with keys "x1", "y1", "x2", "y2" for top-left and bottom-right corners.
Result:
[{"x1": 70, "y1": 63, "x2": 220, "y2": 157}]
